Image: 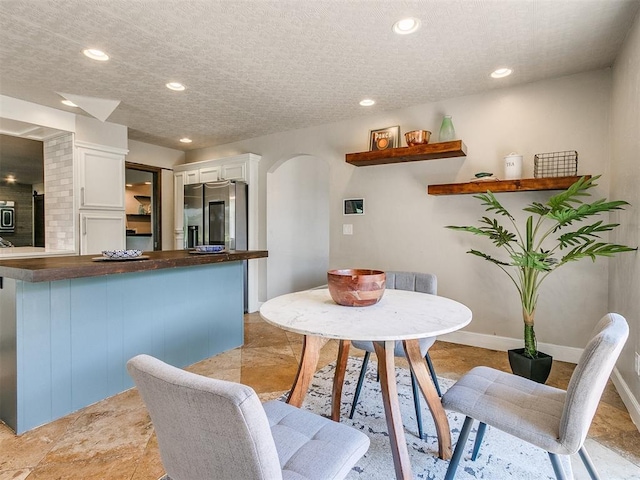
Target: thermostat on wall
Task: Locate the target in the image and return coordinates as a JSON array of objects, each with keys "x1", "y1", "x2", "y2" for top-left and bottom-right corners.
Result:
[{"x1": 344, "y1": 198, "x2": 364, "y2": 215}]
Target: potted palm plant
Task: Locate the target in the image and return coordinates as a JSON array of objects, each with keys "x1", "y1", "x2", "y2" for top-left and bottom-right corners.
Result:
[{"x1": 448, "y1": 175, "x2": 636, "y2": 382}]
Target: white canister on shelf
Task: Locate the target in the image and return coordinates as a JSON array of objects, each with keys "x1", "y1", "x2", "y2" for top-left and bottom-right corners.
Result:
[{"x1": 504, "y1": 152, "x2": 523, "y2": 180}]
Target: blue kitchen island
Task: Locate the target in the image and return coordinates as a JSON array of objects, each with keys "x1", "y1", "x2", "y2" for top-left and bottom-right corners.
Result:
[{"x1": 0, "y1": 249, "x2": 267, "y2": 434}]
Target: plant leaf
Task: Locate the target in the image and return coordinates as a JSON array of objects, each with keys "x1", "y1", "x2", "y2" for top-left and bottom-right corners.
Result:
[
  {"x1": 557, "y1": 221, "x2": 619, "y2": 248},
  {"x1": 467, "y1": 249, "x2": 511, "y2": 266},
  {"x1": 447, "y1": 218, "x2": 517, "y2": 248},
  {"x1": 511, "y1": 251, "x2": 554, "y2": 271},
  {"x1": 546, "y1": 175, "x2": 597, "y2": 210},
  {"x1": 474, "y1": 191, "x2": 514, "y2": 219},
  {"x1": 549, "y1": 199, "x2": 630, "y2": 230},
  {"x1": 523, "y1": 202, "x2": 550, "y2": 216},
  {"x1": 560, "y1": 240, "x2": 637, "y2": 263}
]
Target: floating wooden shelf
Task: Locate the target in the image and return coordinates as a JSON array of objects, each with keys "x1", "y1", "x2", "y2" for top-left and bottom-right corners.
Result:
[
  {"x1": 346, "y1": 140, "x2": 467, "y2": 166},
  {"x1": 427, "y1": 175, "x2": 591, "y2": 195},
  {"x1": 134, "y1": 195, "x2": 151, "y2": 202},
  {"x1": 126, "y1": 213, "x2": 151, "y2": 219}
]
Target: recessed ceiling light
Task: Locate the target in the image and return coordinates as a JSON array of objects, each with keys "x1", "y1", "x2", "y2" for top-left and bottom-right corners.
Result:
[
  {"x1": 359, "y1": 99, "x2": 375, "y2": 107},
  {"x1": 144, "y1": 181, "x2": 152, "y2": 185},
  {"x1": 6, "y1": 175, "x2": 16, "y2": 183},
  {"x1": 393, "y1": 17, "x2": 421, "y2": 35},
  {"x1": 126, "y1": 183, "x2": 133, "y2": 187},
  {"x1": 167, "y1": 82, "x2": 186, "y2": 91},
  {"x1": 491, "y1": 67, "x2": 512, "y2": 78},
  {"x1": 83, "y1": 48, "x2": 109, "y2": 61},
  {"x1": 61, "y1": 100, "x2": 78, "y2": 107},
  {"x1": 180, "y1": 137, "x2": 193, "y2": 143}
]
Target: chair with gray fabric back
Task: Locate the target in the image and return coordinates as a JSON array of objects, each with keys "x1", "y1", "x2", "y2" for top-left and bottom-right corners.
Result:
[
  {"x1": 442, "y1": 313, "x2": 629, "y2": 480},
  {"x1": 127, "y1": 354, "x2": 370, "y2": 480},
  {"x1": 349, "y1": 271, "x2": 442, "y2": 440}
]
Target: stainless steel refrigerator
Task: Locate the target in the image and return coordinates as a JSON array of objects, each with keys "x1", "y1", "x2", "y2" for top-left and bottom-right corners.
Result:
[{"x1": 184, "y1": 180, "x2": 248, "y2": 309}]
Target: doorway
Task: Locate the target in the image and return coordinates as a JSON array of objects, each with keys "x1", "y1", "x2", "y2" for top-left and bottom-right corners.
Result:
[
  {"x1": 125, "y1": 162, "x2": 162, "y2": 251},
  {"x1": 266, "y1": 154, "x2": 330, "y2": 299}
]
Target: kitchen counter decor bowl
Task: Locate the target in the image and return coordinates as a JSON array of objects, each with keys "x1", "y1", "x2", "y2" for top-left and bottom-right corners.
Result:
[
  {"x1": 327, "y1": 269, "x2": 386, "y2": 307},
  {"x1": 404, "y1": 130, "x2": 431, "y2": 146},
  {"x1": 102, "y1": 249, "x2": 143, "y2": 259}
]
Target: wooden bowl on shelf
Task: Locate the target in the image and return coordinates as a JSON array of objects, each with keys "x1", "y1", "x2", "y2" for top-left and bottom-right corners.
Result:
[{"x1": 327, "y1": 269, "x2": 386, "y2": 307}]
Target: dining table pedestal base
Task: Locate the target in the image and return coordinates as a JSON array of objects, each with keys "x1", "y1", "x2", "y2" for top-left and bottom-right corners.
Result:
[{"x1": 285, "y1": 336, "x2": 452, "y2": 480}]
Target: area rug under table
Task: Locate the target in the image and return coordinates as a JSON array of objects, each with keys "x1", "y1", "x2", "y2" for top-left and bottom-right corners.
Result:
[{"x1": 294, "y1": 358, "x2": 639, "y2": 480}]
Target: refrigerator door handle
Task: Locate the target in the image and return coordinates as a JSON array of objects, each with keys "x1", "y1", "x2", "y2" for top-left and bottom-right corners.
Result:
[{"x1": 203, "y1": 180, "x2": 231, "y2": 189}]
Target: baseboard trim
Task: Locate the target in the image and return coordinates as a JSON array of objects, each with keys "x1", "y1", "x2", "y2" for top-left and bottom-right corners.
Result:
[
  {"x1": 611, "y1": 367, "x2": 640, "y2": 431},
  {"x1": 440, "y1": 330, "x2": 583, "y2": 363}
]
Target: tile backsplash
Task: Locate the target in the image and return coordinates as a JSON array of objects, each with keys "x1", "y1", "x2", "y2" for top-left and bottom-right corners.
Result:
[{"x1": 44, "y1": 133, "x2": 74, "y2": 251}]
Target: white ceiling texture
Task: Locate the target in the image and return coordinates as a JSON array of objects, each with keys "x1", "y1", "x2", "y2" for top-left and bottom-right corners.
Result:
[{"x1": 1, "y1": 0, "x2": 639, "y2": 152}]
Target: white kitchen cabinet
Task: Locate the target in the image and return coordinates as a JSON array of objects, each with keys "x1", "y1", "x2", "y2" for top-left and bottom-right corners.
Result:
[
  {"x1": 184, "y1": 169, "x2": 200, "y2": 185},
  {"x1": 221, "y1": 163, "x2": 245, "y2": 181},
  {"x1": 80, "y1": 211, "x2": 126, "y2": 255},
  {"x1": 199, "y1": 166, "x2": 220, "y2": 183},
  {"x1": 77, "y1": 146, "x2": 125, "y2": 210}
]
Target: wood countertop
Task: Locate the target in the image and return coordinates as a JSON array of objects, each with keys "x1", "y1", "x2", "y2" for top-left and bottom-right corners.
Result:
[{"x1": 0, "y1": 249, "x2": 268, "y2": 283}]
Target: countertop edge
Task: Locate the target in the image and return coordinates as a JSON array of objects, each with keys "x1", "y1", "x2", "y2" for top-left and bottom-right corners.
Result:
[{"x1": 0, "y1": 250, "x2": 268, "y2": 283}]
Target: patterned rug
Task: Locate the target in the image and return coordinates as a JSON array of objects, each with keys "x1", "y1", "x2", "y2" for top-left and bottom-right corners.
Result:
[{"x1": 297, "y1": 358, "x2": 640, "y2": 480}]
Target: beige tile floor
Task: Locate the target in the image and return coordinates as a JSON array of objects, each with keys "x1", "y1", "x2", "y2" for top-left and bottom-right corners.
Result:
[{"x1": 1, "y1": 312, "x2": 639, "y2": 479}]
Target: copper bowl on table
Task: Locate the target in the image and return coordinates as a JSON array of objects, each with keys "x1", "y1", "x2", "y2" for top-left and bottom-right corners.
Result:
[
  {"x1": 404, "y1": 130, "x2": 431, "y2": 146},
  {"x1": 327, "y1": 269, "x2": 386, "y2": 307}
]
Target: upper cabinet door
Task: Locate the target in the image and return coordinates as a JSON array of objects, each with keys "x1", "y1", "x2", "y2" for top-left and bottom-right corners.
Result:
[
  {"x1": 221, "y1": 163, "x2": 245, "y2": 181},
  {"x1": 78, "y1": 147, "x2": 125, "y2": 209},
  {"x1": 199, "y1": 166, "x2": 220, "y2": 183},
  {"x1": 184, "y1": 169, "x2": 200, "y2": 185}
]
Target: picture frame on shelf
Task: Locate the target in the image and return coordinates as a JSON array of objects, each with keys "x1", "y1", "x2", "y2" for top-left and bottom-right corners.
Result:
[
  {"x1": 344, "y1": 198, "x2": 365, "y2": 215},
  {"x1": 369, "y1": 126, "x2": 400, "y2": 151}
]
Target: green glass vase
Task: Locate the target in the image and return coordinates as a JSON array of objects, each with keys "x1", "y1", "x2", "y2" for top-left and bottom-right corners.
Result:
[{"x1": 438, "y1": 115, "x2": 456, "y2": 142}]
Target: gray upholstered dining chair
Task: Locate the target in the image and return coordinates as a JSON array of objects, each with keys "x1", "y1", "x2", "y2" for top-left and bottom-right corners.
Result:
[
  {"x1": 349, "y1": 271, "x2": 442, "y2": 440},
  {"x1": 442, "y1": 313, "x2": 629, "y2": 480},
  {"x1": 127, "y1": 354, "x2": 370, "y2": 480}
]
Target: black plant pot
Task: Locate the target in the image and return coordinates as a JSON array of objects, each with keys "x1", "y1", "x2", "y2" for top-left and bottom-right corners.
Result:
[{"x1": 508, "y1": 348, "x2": 553, "y2": 384}]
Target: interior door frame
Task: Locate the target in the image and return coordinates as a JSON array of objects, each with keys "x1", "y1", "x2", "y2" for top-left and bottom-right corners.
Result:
[{"x1": 125, "y1": 162, "x2": 162, "y2": 250}]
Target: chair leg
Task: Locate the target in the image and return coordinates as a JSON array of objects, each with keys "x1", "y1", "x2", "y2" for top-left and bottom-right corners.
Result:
[
  {"x1": 409, "y1": 371, "x2": 424, "y2": 439},
  {"x1": 424, "y1": 352, "x2": 442, "y2": 397},
  {"x1": 444, "y1": 416, "x2": 474, "y2": 480},
  {"x1": 471, "y1": 422, "x2": 486, "y2": 461},
  {"x1": 548, "y1": 452, "x2": 569, "y2": 480},
  {"x1": 349, "y1": 351, "x2": 370, "y2": 419},
  {"x1": 578, "y1": 446, "x2": 601, "y2": 480}
]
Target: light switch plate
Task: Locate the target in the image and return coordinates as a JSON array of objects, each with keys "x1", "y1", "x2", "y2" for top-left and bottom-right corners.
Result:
[{"x1": 343, "y1": 224, "x2": 353, "y2": 235}]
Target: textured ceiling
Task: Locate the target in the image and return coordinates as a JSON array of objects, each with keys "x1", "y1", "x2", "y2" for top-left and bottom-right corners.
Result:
[{"x1": 1, "y1": 0, "x2": 639, "y2": 151}]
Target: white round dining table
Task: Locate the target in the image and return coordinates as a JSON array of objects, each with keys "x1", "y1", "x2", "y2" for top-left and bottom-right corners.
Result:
[{"x1": 260, "y1": 288, "x2": 472, "y2": 480}]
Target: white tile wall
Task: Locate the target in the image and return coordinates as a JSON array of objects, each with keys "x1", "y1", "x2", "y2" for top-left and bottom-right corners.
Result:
[{"x1": 44, "y1": 133, "x2": 74, "y2": 251}]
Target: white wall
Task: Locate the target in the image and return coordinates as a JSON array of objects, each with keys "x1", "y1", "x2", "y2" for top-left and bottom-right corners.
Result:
[
  {"x1": 186, "y1": 69, "x2": 617, "y2": 354},
  {"x1": 75, "y1": 116, "x2": 127, "y2": 149},
  {"x1": 127, "y1": 140, "x2": 185, "y2": 250},
  {"x1": 267, "y1": 155, "x2": 329, "y2": 298},
  {"x1": 609, "y1": 11, "x2": 640, "y2": 425}
]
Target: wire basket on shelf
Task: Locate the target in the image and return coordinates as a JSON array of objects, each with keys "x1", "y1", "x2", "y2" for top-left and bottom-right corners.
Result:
[{"x1": 534, "y1": 151, "x2": 578, "y2": 178}]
